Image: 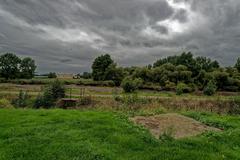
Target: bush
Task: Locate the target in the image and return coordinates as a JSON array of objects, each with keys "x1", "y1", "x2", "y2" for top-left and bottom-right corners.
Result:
[
  {"x1": 34, "y1": 80, "x2": 65, "y2": 108},
  {"x1": 0, "y1": 99, "x2": 14, "y2": 109},
  {"x1": 48, "y1": 72, "x2": 57, "y2": 78},
  {"x1": 121, "y1": 77, "x2": 143, "y2": 93},
  {"x1": 176, "y1": 83, "x2": 189, "y2": 95},
  {"x1": 12, "y1": 90, "x2": 29, "y2": 108},
  {"x1": 229, "y1": 97, "x2": 240, "y2": 115},
  {"x1": 34, "y1": 94, "x2": 45, "y2": 109},
  {"x1": 203, "y1": 81, "x2": 217, "y2": 96},
  {"x1": 164, "y1": 81, "x2": 176, "y2": 91}
]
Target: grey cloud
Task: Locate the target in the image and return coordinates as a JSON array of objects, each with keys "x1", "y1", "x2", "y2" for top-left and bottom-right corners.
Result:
[{"x1": 0, "y1": 0, "x2": 240, "y2": 73}]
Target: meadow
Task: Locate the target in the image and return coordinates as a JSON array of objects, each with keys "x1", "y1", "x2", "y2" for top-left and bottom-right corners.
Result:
[
  {"x1": 1, "y1": 109, "x2": 240, "y2": 160},
  {"x1": 0, "y1": 77, "x2": 240, "y2": 160}
]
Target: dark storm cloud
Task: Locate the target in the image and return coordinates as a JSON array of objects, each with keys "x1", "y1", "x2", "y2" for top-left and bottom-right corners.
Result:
[{"x1": 0, "y1": 0, "x2": 240, "y2": 73}]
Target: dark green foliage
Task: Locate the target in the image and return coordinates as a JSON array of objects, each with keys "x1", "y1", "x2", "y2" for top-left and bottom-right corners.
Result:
[
  {"x1": 235, "y1": 58, "x2": 240, "y2": 72},
  {"x1": 104, "y1": 64, "x2": 126, "y2": 86},
  {"x1": 203, "y1": 81, "x2": 217, "y2": 96},
  {"x1": 121, "y1": 77, "x2": 143, "y2": 93},
  {"x1": 19, "y1": 57, "x2": 36, "y2": 79},
  {"x1": 92, "y1": 54, "x2": 114, "y2": 81},
  {"x1": 0, "y1": 53, "x2": 37, "y2": 79},
  {"x1": 0, "y1": 53, "x2": 21, "y2": 79},
  {"x1": 12, "y1": 90, "x2": 29, "y2": 108},
  {"x1": 34, "y1": 80, "x2": 65, "y2": 108},
  {"x1": 176, "y1": 83, "x2": 190, "y2": 95},
  {"x1": 34, "y1": 94, "x2": 45, "y2": 109},
  {"x1": 50, "y1": 80, "x2": 65, "y2": 100},
  {"x1": 80, "y1": 72, "x2": 92, "y2": 79},
  {"x1": 48, "y1": 72, "x2": 57, "y2": 78}
]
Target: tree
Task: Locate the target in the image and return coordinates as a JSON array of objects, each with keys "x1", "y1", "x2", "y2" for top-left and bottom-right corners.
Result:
[
  {"x1": 104, "y1": 64, "x2": 126, "y2": 86},
  {"x1": 20, "y1": 57, "x2": 36, "y2": 79},
  {"x1": 81, "y1": 72, "x2": 92, "y2": 79},
  {"x1": 48, "y1": 72, "x2": 57, "y2": 78},
  {"x1": 92, "y1": 54, "x2": 114, "y2": 81},
  {"x1": 203, "y1": 81, "x2": 217, "y2": 96},
  {"x1": 235, "y1": 58, "x2": 240, "y2": 72},
  {"x1": 0, "y1": 53, "x2": 21, "y2": 79}
]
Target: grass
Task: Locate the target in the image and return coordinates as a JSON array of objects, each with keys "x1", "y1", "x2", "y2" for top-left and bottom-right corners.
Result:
[{"x1": 1, "y1": 109, "x2": 240, "y2": 160}]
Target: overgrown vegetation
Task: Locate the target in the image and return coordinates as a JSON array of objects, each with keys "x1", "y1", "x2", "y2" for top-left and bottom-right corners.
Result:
[{"x1": 89, "y1": 53, "x2": 240, "y2": 93}]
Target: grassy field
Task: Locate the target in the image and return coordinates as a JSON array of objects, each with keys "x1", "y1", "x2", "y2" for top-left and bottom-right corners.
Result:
[
  {"x1": 0, "y1": 83, "x2": 239, "y2": 99},
  {"x1": 1, "y1": 109, "x2": 240, "y2": 160}
]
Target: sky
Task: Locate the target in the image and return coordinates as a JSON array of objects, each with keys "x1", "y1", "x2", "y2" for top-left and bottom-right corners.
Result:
[{"x1": 0, "y1": 0, "x2": 240, "y2": 73}]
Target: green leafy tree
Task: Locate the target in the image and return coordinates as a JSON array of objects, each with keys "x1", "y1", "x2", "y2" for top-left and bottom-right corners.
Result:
[
  {"x1": 235, "y1": 58, "x2": 240, "y2": 72},
  {"x1": 104, "y1": 64, "x2": 126, "y2": 86},
  {"x1": 20, "y1": 57, "x2": 37, "y2": 79},
  {"x1": 132, "y1": 67, "x2": 153, "y2": 82},
  {"x1": 92, "y1": 54, "x2": 114, "y2": 81},
  {"x1": 0, "y1": 53, "x2": 21, "y2": 79}
]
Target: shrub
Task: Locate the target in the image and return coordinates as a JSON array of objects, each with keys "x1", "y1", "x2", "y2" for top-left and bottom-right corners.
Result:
[
  {"x1": 34, "y1": 94, "x2": 45, "y2": 109},
  {"x1": 0, "y1": 99, "x2": 14, "y2": 109},
  {"x1": 12, "y1": 90, "x2": 29, "y2": 108},
  {"x1": 203, "y1": 81, "x2": 217, "y2": 96},
  {"x1": 48, "y1": 72, "x2": 57, "y2": 78},
  {"x1": 176, "y1": 83, "x2": 189, "y2": 95},
  {"x1": 34, "y1": 80, "x2": 65, "y2": 108},
  {"x1": 228, "y1": 97, "x2": 240, "y2": 115},
  {"x1": 121, "y1": 77, "x2": 143, "y2": 93},
  {"x1": 164, "y1": 81, "x2": 176, "y2": 91}
]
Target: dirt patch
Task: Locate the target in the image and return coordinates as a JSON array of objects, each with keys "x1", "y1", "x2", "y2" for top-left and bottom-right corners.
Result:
[{"x1": 130, "y1": 113, "x2": 221, "y2": 139}]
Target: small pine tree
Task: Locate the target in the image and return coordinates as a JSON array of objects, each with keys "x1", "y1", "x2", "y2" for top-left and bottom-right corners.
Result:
[
  {"x1": 34, "y1": 80, "x2": 65, "y2": 108},
  {"x1": 13, "y1": 90, "x2": 28, "y2": 108},
  {"x1": 203, "y1": 81, "x2": 217, "y2": 96}
]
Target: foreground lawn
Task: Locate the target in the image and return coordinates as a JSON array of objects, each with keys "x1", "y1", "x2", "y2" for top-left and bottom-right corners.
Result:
[{"x1": 0, "y1": 109, "x2": 240, "y2": 160}]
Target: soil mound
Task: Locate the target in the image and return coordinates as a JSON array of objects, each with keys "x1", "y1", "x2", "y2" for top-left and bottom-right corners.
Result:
[{"x1": 130, "y1": 113, "x2": 220, "y2": 139}]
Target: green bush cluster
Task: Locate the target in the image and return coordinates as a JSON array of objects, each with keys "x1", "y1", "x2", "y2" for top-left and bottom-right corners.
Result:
[
  {"x1": 121, "y1": 77, "x2": 143, "y2": 93},
  {"x1": 203, "y1": 81, "x2": 217, "y2": 96},
  {"x1": 12, "y1": 90, "x2": 29, "y2": 108},
  {"x1": 34, "y1": 80, "x2": 65, "y2": 109},
  {"x1": 91, "y1": 53, "x2": 240, "y2": 93}
]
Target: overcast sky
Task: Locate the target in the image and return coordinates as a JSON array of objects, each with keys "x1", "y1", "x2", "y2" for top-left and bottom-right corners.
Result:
[{"x1": 0, "y1": 0, "x2": 240, "y2": 73}]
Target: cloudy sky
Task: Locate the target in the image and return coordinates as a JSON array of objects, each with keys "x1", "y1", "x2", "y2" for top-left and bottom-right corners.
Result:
[{"x1": 0, "y1": 0, "x2": 240, "y2": 73}]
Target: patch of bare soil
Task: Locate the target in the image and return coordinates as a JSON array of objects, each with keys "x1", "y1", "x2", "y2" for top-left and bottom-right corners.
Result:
[{"x1": 130, "y1": 113, "x2": 221, "y2": 139}]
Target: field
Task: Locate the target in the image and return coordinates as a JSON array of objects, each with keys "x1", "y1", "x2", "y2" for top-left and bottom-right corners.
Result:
[
  {"x1": 1, "y1": 109, "x2": 240, "y2": 160},
  {"x1": 0, "y1": 79, "x2": 240, "y2": 160}
]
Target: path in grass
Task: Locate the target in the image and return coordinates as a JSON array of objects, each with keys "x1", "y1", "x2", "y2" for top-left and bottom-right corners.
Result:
[{"x1": 0, "y1": 109, "x2": 240, "y2": 160}]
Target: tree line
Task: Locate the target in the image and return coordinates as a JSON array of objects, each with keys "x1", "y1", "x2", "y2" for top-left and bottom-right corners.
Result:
[
  {"x1": 0, "y1": 53, "x2": 36, "y2": 79},
  {"x1": 90, "y1": 53, "x2": 240, "y2": 94}
]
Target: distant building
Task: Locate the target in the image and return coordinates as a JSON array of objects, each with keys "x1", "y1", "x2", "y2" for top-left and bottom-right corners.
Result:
[{"x1": 57, "y1": 73, "x2": 74, "y2": 79}]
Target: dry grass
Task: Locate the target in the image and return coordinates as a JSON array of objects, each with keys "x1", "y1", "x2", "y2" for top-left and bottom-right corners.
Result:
[{"x1": 130, "y1": 113, "x2": 221, "y2": 139}]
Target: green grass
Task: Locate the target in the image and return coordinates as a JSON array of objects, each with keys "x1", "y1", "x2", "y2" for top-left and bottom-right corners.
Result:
[{"x1": 1, "y1": 109, "x2": 240, "y2": 160}]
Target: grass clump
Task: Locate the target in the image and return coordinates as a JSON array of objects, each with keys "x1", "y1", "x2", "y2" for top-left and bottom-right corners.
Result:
[{"x1": 0, "y1": 99, "x2": 13, "y2": 109}]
